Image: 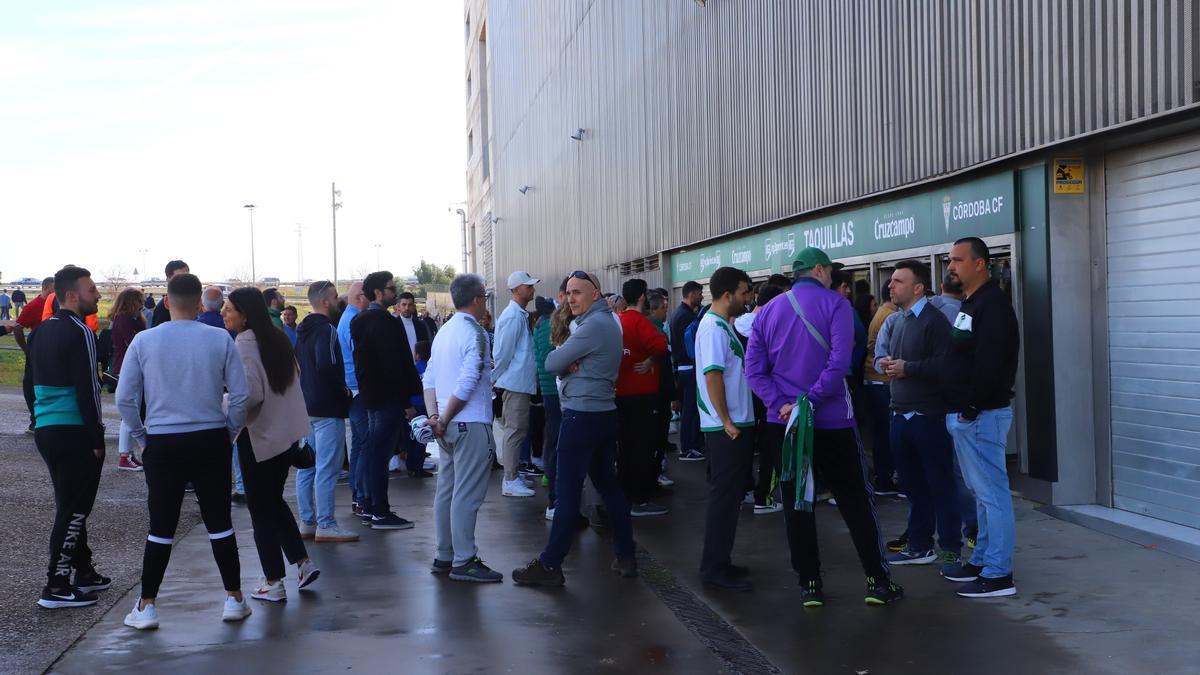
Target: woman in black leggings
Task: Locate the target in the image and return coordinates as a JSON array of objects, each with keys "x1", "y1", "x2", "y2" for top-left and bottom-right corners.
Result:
[{"x1": 223, "y1": 288, "x2": 320, "y2": 602}]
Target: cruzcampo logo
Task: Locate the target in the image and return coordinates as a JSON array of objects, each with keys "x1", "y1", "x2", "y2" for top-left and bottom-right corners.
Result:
[{"x1": 943, "y1": 195, "x2": 952, "y2": 234}]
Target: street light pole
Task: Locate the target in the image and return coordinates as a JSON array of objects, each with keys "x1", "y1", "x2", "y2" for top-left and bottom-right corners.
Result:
[
  {"x1": 332, "y1": 183, "x2": 342, "y2": 290},
  {"x1": 454, "y1": 207, "x2": 468, "y2": 273},
  {"x1": 243, "y1": 204, "x2": 256, "y2": 285}
]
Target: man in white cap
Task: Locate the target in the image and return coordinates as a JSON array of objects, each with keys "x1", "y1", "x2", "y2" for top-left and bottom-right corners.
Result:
[{"x1": 492, "y1": 270, "x2": 540, "y2": 497}]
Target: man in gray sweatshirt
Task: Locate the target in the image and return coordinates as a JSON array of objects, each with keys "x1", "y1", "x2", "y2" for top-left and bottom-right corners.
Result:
[
  {"x1": 512, "y1": 271, "x2": 638, "y2": 586},
  {"x1": 115, "y1": 273, "x2": 252, "y2": 628}
]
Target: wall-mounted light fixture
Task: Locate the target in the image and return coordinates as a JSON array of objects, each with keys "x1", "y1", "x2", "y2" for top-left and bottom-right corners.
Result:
[
  {"x1": 518, "y1": 185, "x2": 532, "y2": 194},
  {"x1": 570, "y1": 128, "x2": 585, "y2": 141}
]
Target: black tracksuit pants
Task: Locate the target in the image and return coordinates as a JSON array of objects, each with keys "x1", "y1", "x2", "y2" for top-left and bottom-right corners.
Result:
[
  {"x1": 701, "y1": 429, "x2": 754, "y2": 576},
  {"x1": 35, "y1": 426, "x2": 102, "y2": 588},
  {"x1": 764, "y1": 423, "x2": 890, "y2": 583},
  {"x1": 140, "y1": 428, "x2": 240, "y2": 598},
  {"x1": 238, "y1": 430, "x2": 308, "y2": 581}
]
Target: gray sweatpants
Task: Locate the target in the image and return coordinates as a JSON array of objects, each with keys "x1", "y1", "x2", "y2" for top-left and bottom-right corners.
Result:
[
  {"x1": 494, "y1": 391, "x2": 531, "y2": 481},
  {"x1": 434, "y1": 421, "x2": 496, "y2": 566}
]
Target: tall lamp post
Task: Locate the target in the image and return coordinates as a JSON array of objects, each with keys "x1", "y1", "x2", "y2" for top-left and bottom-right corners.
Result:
[
  {"x1": 331, "y1": 183, "x2": 342, "y2": 289},
  {"x1": 243, "y1": 204, "x2": 256, "y2": 285}
]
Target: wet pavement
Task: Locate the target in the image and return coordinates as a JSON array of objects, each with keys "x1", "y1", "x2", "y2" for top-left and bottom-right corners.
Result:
[{"x1": 33, "y1": 437, "x2": 1200, "y2": 675}]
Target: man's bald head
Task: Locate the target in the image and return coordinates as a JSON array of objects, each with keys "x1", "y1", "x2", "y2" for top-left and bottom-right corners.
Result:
[
  {"x1": 202, "y1": 286, "x2": 224, "y2": 312},
  {"x1": 346, "y1": 281, "x2": 368, "y2": 311}
]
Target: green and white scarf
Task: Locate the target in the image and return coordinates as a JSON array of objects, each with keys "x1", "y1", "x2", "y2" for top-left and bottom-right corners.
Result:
[{"x1": 780, "y1": 394, "x2": 816, "y2": 512}]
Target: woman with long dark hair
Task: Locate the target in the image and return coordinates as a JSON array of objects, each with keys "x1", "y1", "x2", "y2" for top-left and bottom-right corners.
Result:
[
  {"x1": 109, "y1": 287, "x2": 147, "y2": 471},
  {"x1": 222, "y1": 287, "x2": 320, "y2": 602}
]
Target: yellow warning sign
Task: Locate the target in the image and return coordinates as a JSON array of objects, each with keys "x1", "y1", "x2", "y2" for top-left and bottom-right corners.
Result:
[{"x1": 1054, "y1": 158, "x2": 1084, "y2": 194}]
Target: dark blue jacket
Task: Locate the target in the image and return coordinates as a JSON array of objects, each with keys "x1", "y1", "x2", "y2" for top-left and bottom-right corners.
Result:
[{"x1": 296, "y1": 313, "x2": 350, "y2": 418}]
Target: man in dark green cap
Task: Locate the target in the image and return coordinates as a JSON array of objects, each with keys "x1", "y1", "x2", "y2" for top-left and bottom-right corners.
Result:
[{"x1": 745, "y1": 246, "x2": 902, "y2": 607}]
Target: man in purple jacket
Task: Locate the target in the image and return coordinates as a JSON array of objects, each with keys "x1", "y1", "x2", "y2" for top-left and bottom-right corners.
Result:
[{"x1": 745, "y1": 247, "x2": 902, "y2": 608}]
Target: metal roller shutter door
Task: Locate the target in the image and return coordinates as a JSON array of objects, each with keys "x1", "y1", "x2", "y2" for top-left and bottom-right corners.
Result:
[{"x1": 1105, "y1": 132, "x2": 1200, "y2": 529}]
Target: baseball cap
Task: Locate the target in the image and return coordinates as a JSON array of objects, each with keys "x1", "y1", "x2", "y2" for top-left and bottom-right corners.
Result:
[
  {"x1": 791, "y1": 247, "x2": 836, "y2": 272},
  {"x1": 507, "y1": 271, "x2": 540, "y2": 289}
]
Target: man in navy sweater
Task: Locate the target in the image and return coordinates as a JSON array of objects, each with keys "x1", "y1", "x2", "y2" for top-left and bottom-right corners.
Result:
[{"x1": 295, "y1": 280, "x2": 358, "y2": 543}]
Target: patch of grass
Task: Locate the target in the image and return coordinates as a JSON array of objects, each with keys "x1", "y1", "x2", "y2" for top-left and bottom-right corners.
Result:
[{"x1": 0, "y1": 349, "x2": 25, "y2": 387}]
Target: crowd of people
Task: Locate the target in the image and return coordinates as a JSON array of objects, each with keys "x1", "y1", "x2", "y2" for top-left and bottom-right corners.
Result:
[{"x1": 0, "y1": 235, "x2": 1022, "y2": 628}]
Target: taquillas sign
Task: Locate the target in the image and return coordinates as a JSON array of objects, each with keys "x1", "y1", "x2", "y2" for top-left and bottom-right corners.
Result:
[{"x1": 670, "y1": 171, "x2": 1016, "y2": 283}]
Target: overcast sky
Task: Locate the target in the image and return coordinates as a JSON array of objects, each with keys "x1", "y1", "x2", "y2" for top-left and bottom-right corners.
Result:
[{"x1": 0, "y1": 0, "x2": 466, "y2": 284}]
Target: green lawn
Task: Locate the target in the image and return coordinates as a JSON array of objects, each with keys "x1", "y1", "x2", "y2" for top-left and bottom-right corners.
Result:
[{"x1": 0, "y1": 349, "x2": 24, "y2": 387}]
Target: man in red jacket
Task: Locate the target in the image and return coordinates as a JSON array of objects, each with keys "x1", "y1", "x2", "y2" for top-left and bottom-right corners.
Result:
[{"x1": 616, "y1": 279, "x2": 669, "y2": 517}]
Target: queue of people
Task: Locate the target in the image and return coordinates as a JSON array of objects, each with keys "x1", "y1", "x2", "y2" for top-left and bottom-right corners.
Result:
[{"x1": 12, "y1": 236, "x2": 1021, "y2": 627}]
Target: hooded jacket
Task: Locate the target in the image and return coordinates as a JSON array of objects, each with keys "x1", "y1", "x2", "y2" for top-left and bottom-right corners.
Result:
[{"x1": 296, "y1": 313, "x2": 351, "y2": 419}]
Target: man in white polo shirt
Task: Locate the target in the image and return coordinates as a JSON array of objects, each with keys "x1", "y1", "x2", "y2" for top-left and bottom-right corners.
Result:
[
  {"x1": 424, "y1": 274, "x2": 502, "y2": 583},
  {"x1": 695, "y1": 266, "x2": 756, "y2": 592}
]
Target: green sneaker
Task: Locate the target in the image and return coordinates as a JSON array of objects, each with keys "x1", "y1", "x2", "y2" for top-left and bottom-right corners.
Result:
[{"x1": 540, "y1": 475, "x2": 549, "y2": 487}]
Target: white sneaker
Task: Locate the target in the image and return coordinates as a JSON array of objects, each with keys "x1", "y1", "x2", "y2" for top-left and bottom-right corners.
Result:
[
  {"x1": 222, "y1": 596, "x2": 252, "y2": 622},
  {"x1": 545, "y1": 506, "x2": 556, "y2": 521},
  {"x1": 743, "y1": 491, "x2": 755, "y2": 505},
  {"x1": 657, "y1": 474, "x2": 675, "y2": 488},
  {"x1": 124, "y1": 600, "x2": 159, "y2": 630},
  {"x1": 387, "y1": 455, "x2": 403, "y2": 472},
  {"x1": 299, "y1": 522, "x2": 317, "y2": 540},
  {"x1": 502, "y1": 479, "x2": 535, "y2": 498},
  {"x1": 314, "y1": 525, "x2": 360, "y2": 543},
  {"x1": 754, "y1": 502, "x2": 784, "y2": 515},
  {"x1": 250, "y1": 578, "x2": 287, "y2": 603},
  {"x1": 297, "y1": 559, "x2": 320, "y2": 590}
]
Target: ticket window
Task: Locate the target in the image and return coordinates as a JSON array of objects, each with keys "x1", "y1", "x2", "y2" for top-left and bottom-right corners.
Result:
[{"x1": 935, "y1": 246, "x2": 1013, "y2": 299}]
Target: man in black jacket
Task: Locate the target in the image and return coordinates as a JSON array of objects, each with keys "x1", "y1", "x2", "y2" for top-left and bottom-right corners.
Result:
[
  {"x1": 940, "y1": 237, "x2": 1020, "y2": 599},
  {"x1": 351, "y1": 271, "x2": 422, "y2": 530},
  {"x1": 150, "y1": 260, "x2": 189, "y2": 327},
  {"x1": 295, "y1": 280, "x2": 358, "y2": 543},
  {"x1": 394, "y1": 292, "x2": 434, "y2": 477},
  {"x1": 877, "y1": 260, "x2": 961, "y2": 576},
  {"x1": 29, "y1": 265, "x2": 111, "y2": 609},
  {"x1": 670, "y1": 280, "x2": 705, "y2": 461}
]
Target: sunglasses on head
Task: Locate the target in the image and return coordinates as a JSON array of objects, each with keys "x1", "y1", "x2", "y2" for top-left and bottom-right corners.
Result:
[{"x1": 569, "y1": 270, "x2": 596, "y2": 287}]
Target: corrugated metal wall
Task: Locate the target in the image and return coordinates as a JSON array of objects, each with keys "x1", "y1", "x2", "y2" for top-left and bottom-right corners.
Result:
[{"x1": 481, "y1": 0, "x2": 1199, "y2": 289}]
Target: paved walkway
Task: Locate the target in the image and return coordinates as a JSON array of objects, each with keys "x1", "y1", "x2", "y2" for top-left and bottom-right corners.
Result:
[{"x1": 42, "y1": 445, "x2": 1200, "y2": 675}]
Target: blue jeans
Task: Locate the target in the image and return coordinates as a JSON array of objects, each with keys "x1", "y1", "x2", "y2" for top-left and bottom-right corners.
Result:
[
  {"x1": 543, "y1": 394, "x2": 562, "y2": 508},
  {"x1": 863, "y1": 384, "x2": 895, "y2": 485},
  {"x1": 891, "y1": 413, "x2": 961, "y2": 554},
  {"x1": 231, "y1": 443, "x2": 245, "y2": 495},
  {"x1": 297, "y1": 417, "x2": 345, "y2": 528},
  {"x1": 946, "y1": 408, "x2": 1014, "y2": 578},
  {"x1": 365, "y1": 400, "x2": 405, "y2": 517},
  {"x1": 954, "y1": 453, "x2": 978, "y2": 537},
  {"x1": 540, "y1": 409, "x2": 635, "y2": 569},
  {"x1": 348, "y1": 395, "x2": 369, "y2": 505}
]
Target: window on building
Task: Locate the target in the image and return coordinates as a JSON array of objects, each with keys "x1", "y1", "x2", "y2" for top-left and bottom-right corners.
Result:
[
  {"x1": 467, "y1": 130, "x2": 474, "y2": 158},
  {"x1": 464, "y1": 12, "x2": 470, "y2": 41},
  {"x1": 467, "y1": 72, "x2": 472, "y2": 99}
]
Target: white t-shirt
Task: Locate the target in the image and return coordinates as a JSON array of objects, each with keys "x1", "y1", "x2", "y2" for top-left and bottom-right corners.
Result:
[
  {"x1": 399, "y1": 313, "x2": 418, "y2": 356},
  {"x1": 694, "y1": 310, "x2": 755, "y2": 433}
]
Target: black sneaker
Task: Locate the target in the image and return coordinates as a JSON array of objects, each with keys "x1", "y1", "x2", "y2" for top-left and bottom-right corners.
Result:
[
  {"x1": 74, "y1": 570, "x2": 112, "y2": 593},
  {"x1": 610, "y1": 556, "x2": 638, "y2": 579},
  {"x1": 800, "y1": 579, "x2": 825, "y2": 607},
  {"x1": 873, "y1": 479, "x2": 901, "y2": 497},
  {"x1": 885, "y1": 547, "x2": 938, "y2": 566},
  {"x1": 726, "y1": 563, "x2": 751, "y2": 578},
  {"x1": 630, "y1": 502, "x2": 669, "y2": 517},
  {"x1": 865, "y1": 577, "x2": 904, "y2": 606},
  {"x1": 230, "y1": 492, "x2": 246, "y2": 505},
  {"x1": 942, "y1": 561, "x2": 982, "y2": 583},
  {"x1": 512, "y1": 558, "x2": 565, "y2": 587},
  {"x1": 38, "y1": 586, "x2": 98, "y2": 609},
  {"x1": 407, "y1": 470, "x2": 434, "y2": 479},
  {"x1": 371, "y1": 513, "x2": 415, "y2": 530},
  {"x1": 518, "y1": 463, "x2": 545, "y2": 478},
  {"x1": 956, "y1": 574, "x2": 1016, "y2": 598},
  {"x1": 703, "y1": 571, "x2": 753, "y2": 592},
  {"x1": 886, "y1": 534, "x2": 908, "y2": 552},
  {"x1": 431, "y1": 559, "x2": 452, "y2": 575},
  {"x1": 450, "y1": 557, "x2": 503, "y2": 583}
]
